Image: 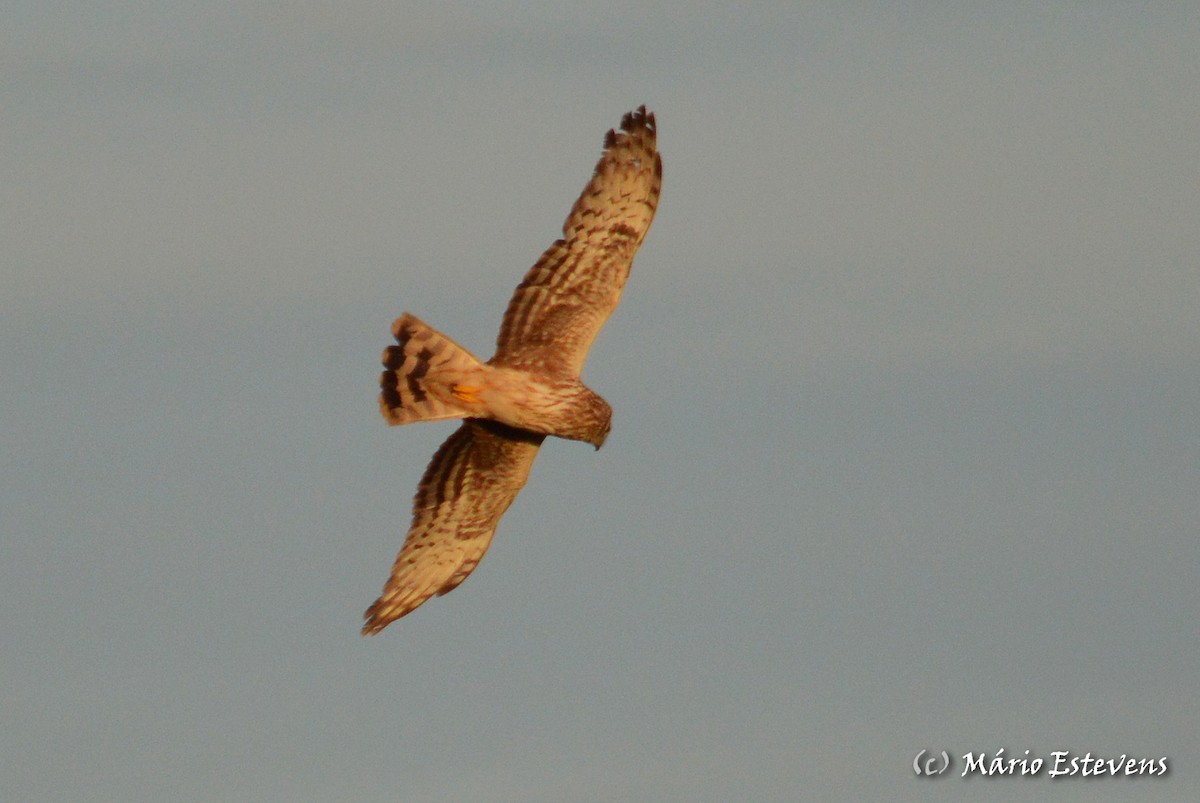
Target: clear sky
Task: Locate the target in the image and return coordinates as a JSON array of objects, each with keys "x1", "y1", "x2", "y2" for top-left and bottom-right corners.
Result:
[{"x1": 4, "y1": 3, "x2": 1198, "y2": 801}]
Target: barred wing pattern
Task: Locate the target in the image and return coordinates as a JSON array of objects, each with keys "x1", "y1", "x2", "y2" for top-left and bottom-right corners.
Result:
[
  {"x1": 362, "y1": 421, "x2": 545, "y2": 634},
  {"x1": 492, "y1": 106, "x2": 662, "y2": 376},
  {"x1": 363, "y1": 107, "x2": 660, "y2": 634}
]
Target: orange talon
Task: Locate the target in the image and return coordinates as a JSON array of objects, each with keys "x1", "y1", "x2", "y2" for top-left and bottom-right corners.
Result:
[{"x1": 452, "y1": 384, "x2": 484, "y2": 405}]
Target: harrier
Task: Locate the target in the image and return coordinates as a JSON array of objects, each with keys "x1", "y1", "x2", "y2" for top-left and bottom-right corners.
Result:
[{"x1": 363, "y1": 107, "x2": 662, "y2": 634}]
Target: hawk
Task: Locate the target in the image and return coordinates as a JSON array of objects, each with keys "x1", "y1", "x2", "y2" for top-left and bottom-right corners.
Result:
[{"x1": 362, "y1": 107, "x2": 662, "y2": 634}]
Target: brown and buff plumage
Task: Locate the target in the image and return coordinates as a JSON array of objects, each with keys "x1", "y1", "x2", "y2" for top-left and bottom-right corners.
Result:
[{"x1": 363, "y1": 107, "x2": 662, "y2": 634}]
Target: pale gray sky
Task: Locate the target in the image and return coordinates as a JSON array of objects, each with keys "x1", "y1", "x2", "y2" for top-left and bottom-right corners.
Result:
[{"x1": 4, "y1": 3, "x2": 1198, "y2": 801}]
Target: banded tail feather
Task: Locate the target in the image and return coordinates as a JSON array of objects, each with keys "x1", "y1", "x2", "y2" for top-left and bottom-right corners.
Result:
[{"x1": 379, "y1": 313, "x2": 485, "y2": 426}]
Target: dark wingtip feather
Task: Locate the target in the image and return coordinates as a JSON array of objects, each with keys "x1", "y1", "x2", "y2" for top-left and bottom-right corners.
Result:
[
  {"x1": 603, "y1": 106, "x2": 655, "y2": 153},
  {"x1": 621, "y1": 105, "x2": 654, "y2": 135}
]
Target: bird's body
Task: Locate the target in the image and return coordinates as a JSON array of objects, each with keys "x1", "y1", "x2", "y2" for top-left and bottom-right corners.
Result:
[{"x1": 363, "y1": 107, "x2": 662, "y2": 634}]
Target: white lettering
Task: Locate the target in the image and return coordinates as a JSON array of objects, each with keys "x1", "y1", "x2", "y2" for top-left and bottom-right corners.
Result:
[
  {"x1": 961, "y1": 751, "x2": 987, "y2": 777},
  {"x1": 1048, "y1": 751, "x2": 1072, "y2": 778}
]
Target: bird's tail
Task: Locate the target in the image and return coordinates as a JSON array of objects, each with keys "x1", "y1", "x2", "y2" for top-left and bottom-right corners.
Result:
[{"x1": 379, "y1": 313, "x2": 487, "y2": 426}]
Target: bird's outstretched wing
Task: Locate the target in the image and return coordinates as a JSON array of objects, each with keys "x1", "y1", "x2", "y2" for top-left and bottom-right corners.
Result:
[
  {"x1": 491, "y1": 106, "x2": 662, "y2": 377},
  {"x1": 362, "y1": 420, "x2": 545, "y2": 634}
]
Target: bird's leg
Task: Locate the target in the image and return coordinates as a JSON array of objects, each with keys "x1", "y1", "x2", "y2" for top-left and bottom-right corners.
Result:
[{"x1": 451, "y1": 384, "x2": 485, "y2": 405}]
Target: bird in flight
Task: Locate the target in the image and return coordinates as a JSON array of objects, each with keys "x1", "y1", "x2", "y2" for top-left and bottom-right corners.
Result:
[{"x1": 362, "y1": 107, "x2": 662, "y2": 634}]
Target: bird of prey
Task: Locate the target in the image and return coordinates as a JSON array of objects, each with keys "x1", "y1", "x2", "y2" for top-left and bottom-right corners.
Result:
[{"x1": 362, "y1": 107, "x2": 662, "y2": 634}]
